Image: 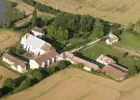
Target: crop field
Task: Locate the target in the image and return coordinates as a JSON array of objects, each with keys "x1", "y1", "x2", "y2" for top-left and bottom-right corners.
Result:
[
  {"x1": 35, "y1": 0, "x2": 140, "y2": 24},
  {"x1": 0, "y1": 65, "x2": 19, "y2": 87},
  {"x1": 0, "y1": 29, "x2": 20, "y2": 51},
  {"x1": 5, "y1": 67, "x2": 140, "y2": 100}
]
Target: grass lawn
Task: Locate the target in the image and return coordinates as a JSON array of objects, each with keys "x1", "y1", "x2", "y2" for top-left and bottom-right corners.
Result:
[
  {"x1": 119, "y1": 31, "x2": 140, "y2": 50},
  {"x1": 79, "y1": 41, "x2": 139, "y2": 68}
]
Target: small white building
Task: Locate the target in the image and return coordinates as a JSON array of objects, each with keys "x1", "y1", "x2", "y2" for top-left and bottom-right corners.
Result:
[
  {"x1": 29, "y1": 50, "x2": 58, "y2": 69},
  {"x1": 96, "y1": 55, "x2": 116, "y2": 65},
  {"x1": 2, "y1": 53, "x2": 27, "y2": 73},
  {"x1": 21, "y1": 33, "x2": 54, "y2": 56},
  {"x1": 106, "y1": 33, "x2": 119, "y2": 45},
  {"x1": 31, "y1": 27, "x2": 45, "y2": 38}
]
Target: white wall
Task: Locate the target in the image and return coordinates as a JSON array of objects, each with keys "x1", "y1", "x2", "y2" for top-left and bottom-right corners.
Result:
[
  {"x1": 17, "y1": 65, "x2": 26, "y2": 73},
  {"x1": 31, "y1": 30, "x2": 44, "y2": 37},
  {"x1": 83, "y1": 66, "x2": 91, "y2": 71},
  {"x1": 29, "y1": 60, "x2": 40, "y2": 69}
]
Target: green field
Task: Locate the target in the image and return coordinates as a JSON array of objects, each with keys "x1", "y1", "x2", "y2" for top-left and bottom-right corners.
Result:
[
  {"x1": 119, "y1": 31, "x2": 140, "y2": 50},
  {"x1": 79, "y1": 42, "x2": 139, "y2": 68}
]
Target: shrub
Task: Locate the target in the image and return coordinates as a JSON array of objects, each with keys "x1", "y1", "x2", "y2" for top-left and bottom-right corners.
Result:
[{"x1": 2, "y1": 78, "x2": 16, "y2": 89}]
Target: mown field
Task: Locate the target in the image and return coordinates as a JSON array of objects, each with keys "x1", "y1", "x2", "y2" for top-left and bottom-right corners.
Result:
[
  {"x1": 35, "y1": 0, "x2": 140, "y2": 24},
  {"x1": 79, "y1": 41, "x2": 139, "y2": 69},
  {"x1": 6, "y1": 67, "x2": 140, "y2": 100}
]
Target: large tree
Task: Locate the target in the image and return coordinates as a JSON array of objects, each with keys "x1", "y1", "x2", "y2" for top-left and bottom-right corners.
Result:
[
  {"x1": 46, "y1": 25, "x2": 69, "y2": 41},
  {"x1": 2, "y1": 78, "x2": 16, "y2": 89},
  {"x1": 92, "y1": 19, "x2": 104, "y2": 38},
  {"x1": 134, "y1": 20, "x2": 140, "y2": 34},
  {"x1": 32, "y1": 8, "x2": 37, "y2": 27}
]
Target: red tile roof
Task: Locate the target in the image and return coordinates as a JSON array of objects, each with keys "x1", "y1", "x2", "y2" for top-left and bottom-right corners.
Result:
[
  {"x1": 41, "y1": 42, "x2": 55, "y2": 51},
  {"x1": 102, "y1": 65, "x2": 128, "y2": 80},
  {"x1": 59, "y1": 52, "x2": 101, "y2": 71},
  {"x1": 34, "y1": 50, "x2": 58, "y2": 65},
  {"x1": 3, "y1": 53, "x2": 26, "y2": 68}
]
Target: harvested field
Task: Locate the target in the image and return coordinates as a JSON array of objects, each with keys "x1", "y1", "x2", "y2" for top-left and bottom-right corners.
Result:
[
  {"x1": 0, "y1": 29, "x2": 20, "y2": 50},
  {"x1": 0, "y1": 65, "x2": 19, "y2": 87},
  {"x1": 6, "y1": 68, "x2": 140, "y2": 100},
  {"x1": 35, "y1": 0, "x2": 140, "y2": 24}
]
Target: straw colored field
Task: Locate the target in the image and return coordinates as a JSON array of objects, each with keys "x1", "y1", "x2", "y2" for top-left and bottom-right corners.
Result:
[
  {"x1": 0, "y1": 65, "x2": 20, "y2": 87},
  {"x1": 35, "y1": 0, "x2": 140, "y2": 24},
  {"x1": 0, "y1": 29, "x2": 20, "y2": 50},
  {"x1": 6, "y1": 68, "x2": 140, "y2": 100}
]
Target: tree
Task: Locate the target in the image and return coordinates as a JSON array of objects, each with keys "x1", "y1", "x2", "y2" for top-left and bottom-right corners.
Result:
[
  {"x1": 79, "y1": 15, "x2": 95, "y2": 32},
  {"x1": 13, "y1": 78, "x2": 31, "y2": 93},
  {"x1": 134, "y1": 20, "x2": 140, "y2": 34},
  {"x1": 122, "y1": 52, "x2": 128, "y2": 58},
  {"x1": 92, "y1": 19, "x2": 104, "y2": 38},
  {"x1": 125, "y1": 22, "x2": 135, "y2": 32},
  {"x1": 128, "y1": 66, "x2": 138, "y2": 76},
  {"x1": 32, "y1": 8, "x2": 37, "y2": 27},
  {"x1": 111, "y1": 23, "x2": 121, "y2": 31},
  {"x1": 3, "y1": 8, "x2": 25, "y2": 28},
  {"x1": 20, "y1": 78, "x2": 31, "y2": 89},
  {"x1": 47, "y1": 66, "x2": 55, "y2": 75},
  {"x1": 31, "y1": 70, "x2": 43, "y2": 81},
  {"x1": 2, "y1": 78, "x2": 16, "y2": 89},
  {"x1": 5, "y1": 0, "x2": 17, "y2": 8},
  {"x1": 23, "y1": 0, "x2": 34, "y2": 5},
  {"x1": 46, "y1": 25, "x2": 69, "y2": 41},
  {"x1": 57, "y1": 61, "x2": 70, "y2": 69}
]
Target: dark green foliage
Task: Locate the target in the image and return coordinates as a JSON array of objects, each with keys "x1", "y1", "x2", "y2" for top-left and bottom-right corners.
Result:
[
  {"x1": 26, "y1": 69, "x2": 43, "y2": 82},
  {"x1": 46, "y1": 25, "x2": 69, "y2": 41},
  {"x1": 47, "y1": 66, "x2": 56, "y2": 75},
  {"x1": 32, "y1": 8, "x2": 37, "y2": 27},
  {"x1": 92, "y1": 19, "x2": 104, "y2": 38},
  {"x1": 54, "y1": 13, "x2": 80, "y2": 32},
  {"x1": 122, "y1": 52, "x2": 128, "y2": 58},
  {"x1": 128, "y1": 66, "x2": 138, "y2": 76},
  {"x1": 35, "y1": 2, "x2": 63, "y2": 15},
  {"x1": 22, "y1": 0, "x2": 34, "y2": 5},
  {"x1": 57, "y1": 61, "x2": 70, "y2": 69},
  {"x1": 125, "y1": 20, "x2": 140, "y2": 37},
  {"x1": 3, "y1": 8, "x2": 25, "y2": 28},
  {"x1": 111, "y1": 23, "x2": 121, "y2": 31},
  {"x1": 134, "y1": 20, "x2": 140, "y2": 34},
  {"x1": 79, "y1": 15, "x2": 95, "y2": 32},
  {"x1": 3, "y1": 78, "x2": 16, "y2": 89},
  {"x1": 125, "y1": 22, "x2": 135, "y2": 32},
  {"x1": 5, "y1": 0, "x2": 17, "y2": 8},
  {"x1": 13, "y1": 78, "x2": 31, "y2": 93},
  {"x1": 112, "y1": 29, "x2": 122, "y2": 36}
]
